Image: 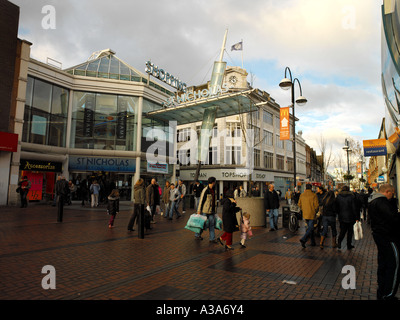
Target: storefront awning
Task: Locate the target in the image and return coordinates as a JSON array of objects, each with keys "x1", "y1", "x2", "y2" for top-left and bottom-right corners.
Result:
[{"x1": 146, "y1": 89, "x2": 257, "y2": 125}]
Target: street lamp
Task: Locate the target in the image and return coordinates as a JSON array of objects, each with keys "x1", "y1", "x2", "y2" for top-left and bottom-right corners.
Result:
[
  {"x1": 279, "y1": 67, "x2": 307, "y2": 192},
  {"x1": 342, "y1": 138, "x2": 352, "y2": 187}
]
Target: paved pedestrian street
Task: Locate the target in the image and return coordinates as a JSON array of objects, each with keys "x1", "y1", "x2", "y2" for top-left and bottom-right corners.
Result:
[{"x1": 0, "y1": 201, "x2": 393, "y2": 316}]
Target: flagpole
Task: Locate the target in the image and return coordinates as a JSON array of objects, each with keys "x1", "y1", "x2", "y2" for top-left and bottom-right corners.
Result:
[{"x1": 241, "y1": 39, "x2": 243, "y2": 69}]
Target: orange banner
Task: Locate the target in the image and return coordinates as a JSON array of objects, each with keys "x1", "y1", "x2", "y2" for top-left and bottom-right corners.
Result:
[{"x1": 280, "y1": 107, "x2": 290, "y2": 140}]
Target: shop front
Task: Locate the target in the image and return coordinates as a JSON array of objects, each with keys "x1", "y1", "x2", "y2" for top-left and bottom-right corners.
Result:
[
  {"x1": 19, "y1": 159, "x2": 62, "y2": 202},
  {"x1": 179, "y1": 167, "x2": 293, "y2": 199},
  {"x1": 69, "y1": 155, "x2": 136, "y2": 200}
]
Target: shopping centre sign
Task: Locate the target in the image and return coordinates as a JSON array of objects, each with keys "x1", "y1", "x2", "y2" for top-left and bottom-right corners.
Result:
[
  {"x1": 145, "y1": 61, "x2": 187, "y2": 92},
  {"x1": 163, "y1": 83, "x2": 230, "y2": 108}
]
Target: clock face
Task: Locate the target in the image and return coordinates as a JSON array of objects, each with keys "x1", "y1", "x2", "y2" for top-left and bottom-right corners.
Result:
[{"x1": 229, "y1": 76, "x2": 237, "y2": 84}]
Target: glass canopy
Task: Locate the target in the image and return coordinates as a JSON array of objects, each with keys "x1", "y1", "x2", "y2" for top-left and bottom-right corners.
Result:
[{"x1": 64, "y1": 49, "x2": 174, "y2": 96}]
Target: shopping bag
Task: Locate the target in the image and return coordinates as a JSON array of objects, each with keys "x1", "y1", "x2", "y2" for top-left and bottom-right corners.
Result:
[
  {"x1": 184, "y1": 225, "x2": 202, "y2": 234},
  {"x1": 156, "y1": 205, "x2": 161, "y2": 215},
  {"x1": 186, "y1": 214, "x2": 207, "y2": 229},
  {"x1": 353, "y1": 221, "x2": 363, "y2": 240},
  {"x1": 215, "y1": 214, "x2": 223, "y2": 230}
]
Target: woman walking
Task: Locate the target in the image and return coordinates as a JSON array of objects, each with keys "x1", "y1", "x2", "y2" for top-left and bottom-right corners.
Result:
[
  {"x1": 320, "y1": 190, "x2": 338, "y2": 249},
  {"x1": 217, "y1": 190, "x2": 241, "y2": 251},
  {"x1": 107, "y1": 189, "x2": 120, "y2": 229},
  {"x1": 127, "y1": 178, "x2": 145, "y2": 231}
]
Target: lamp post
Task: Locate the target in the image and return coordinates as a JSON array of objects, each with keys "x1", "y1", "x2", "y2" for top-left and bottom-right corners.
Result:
[
  {"x1": 342, "y1": 138, "x2": 352, "y2": 187},
  {"x1": 279, "y1": 67, "x2": 307, "y2": 192}
]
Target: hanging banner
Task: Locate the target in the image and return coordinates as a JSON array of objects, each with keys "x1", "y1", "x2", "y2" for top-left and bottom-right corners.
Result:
[
  {"x1": 280, "y1": 107, "x2": 290, "y2": 140},
  {"x1": 363, "y1": 139, "x2": 387, "y2": 156}
]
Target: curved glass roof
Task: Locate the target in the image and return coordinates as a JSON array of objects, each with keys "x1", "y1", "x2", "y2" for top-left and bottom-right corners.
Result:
[
  {"x1": 64, "y1": 49, "x2": 174, "y2": 96},
  {"x1": 65, "y1": 49, "x2": 143, "y2": 81}
]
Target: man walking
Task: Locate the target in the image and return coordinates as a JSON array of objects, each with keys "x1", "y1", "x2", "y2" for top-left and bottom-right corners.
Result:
[
  {"x1": 195, "y1": 177, "x2": 218, "y2": 242},
  {"x1": 369, "y1": 183, "x2": 400, "y2": 300},
  {"x1": 335, "y1": 185, "x2": 359, "y2": 250},
  {"x1": 56, "y1": 176, "x2": 69, "y2": 222},
  {"x1": 264, "y1": 184, "x2": 280, "y2": 231},
  {"x1": 146, "y1": 178, "x2": 160, "y2": 224},
  {"x1": 298, "y1": 184, "x2": 319, "y2": 248},
  {"x1": 177, "y1": 179, "x2": 187, "y2": 214},
  {"x1": 192, "y1": 180, "x2": 204, "y2": 211},
  {"x1": 285, "y1": 188, "x2": 293, "y2": 205}
]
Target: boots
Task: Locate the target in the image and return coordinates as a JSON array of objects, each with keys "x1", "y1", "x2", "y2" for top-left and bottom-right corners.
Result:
[
  {"x1": 332, "y1": 237, "x2": 338, "y2": 248},
  {"x1": 320, "y1": 236, "x2": 325, "y2": 249}
]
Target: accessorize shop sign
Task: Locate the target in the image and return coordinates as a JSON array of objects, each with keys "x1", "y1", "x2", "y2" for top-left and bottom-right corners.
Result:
[
  {"x1": 69, "y1": 156, "x2": 135, "y2": 172},
  {"x1": 20, "y1": 160, "x2": 62, "y2": 172},
  {"x1": 145, "y1": 61, "x2": 187, "y2": 92}
]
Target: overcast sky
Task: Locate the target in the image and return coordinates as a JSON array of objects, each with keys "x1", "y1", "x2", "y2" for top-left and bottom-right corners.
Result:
[{"x1": 10, "y1": 0, "x2": 385, "y2": 170}]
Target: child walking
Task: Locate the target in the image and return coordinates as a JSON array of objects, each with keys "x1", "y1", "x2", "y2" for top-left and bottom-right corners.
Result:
[
  {"x1": 240, "y1": 212, "x2": 251, "y2": 248},
  {"x1": 107, "y1": 189, "x2": 120, "y2": 228}
]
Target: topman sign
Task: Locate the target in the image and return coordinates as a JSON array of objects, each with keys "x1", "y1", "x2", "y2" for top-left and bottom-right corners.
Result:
[{"x1": 145, "y1": 61, "x2": 187, "y2": 92}]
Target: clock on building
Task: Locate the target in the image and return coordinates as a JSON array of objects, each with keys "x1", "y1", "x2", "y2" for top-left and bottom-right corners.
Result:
[{"x1": 229, "y1": 75, "x2": 238, "y2": 84}]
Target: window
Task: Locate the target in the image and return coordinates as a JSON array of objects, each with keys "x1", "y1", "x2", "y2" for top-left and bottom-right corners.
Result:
[
  {"x1": 71, "y1": 91, "x2": 138, "y2": 151},
  {"x1": 263, "y1": 110, "x2": 273, "y2": 125},
  {"x1": 275, "y1": 116, "x2": 280, "y2": 129},
  {"x1": 254, "y1": 149, "x2": 260, "y2": 167},
  {"x1": 276, "y1": 135, "x2": 284, "y2": 149},
  {"x1": 264, "y1": 151, "x2": 273, "y2": 169},
  {"x1": 23, "y1": 77, "x2": 69, "y2": 147},
  {"x1": 287, "y1": 157, "x2": 294, "y2": 172},
  {"x1": 177, "y1": 127, "x2": 191, "y2": 142},
  {"x1": 225, "y1": 146, "x2": 241, "y2": 165},
  {"x1": 205, "y1": 146, "x2": 219, "y2": 165},
  {"x1": 276, "y1": 154, "x2": 285, "y2": 170},
  {"x1": 177, "y1": 149, "x2": 191, "y2": 166},
  {"x1": 226, "y1": 122, "x2": 241, "y2": 137},
  {"x1": 263, "y1": 130, "x2": 273, "y2": 146},
  {"x1": 286, "y1": 140, "x2": 293, "y2": 152}
]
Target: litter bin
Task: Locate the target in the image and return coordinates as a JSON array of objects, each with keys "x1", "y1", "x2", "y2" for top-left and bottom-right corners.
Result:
[{"x1": 282, "y1": 205, "x2": 291, "y2": 228}]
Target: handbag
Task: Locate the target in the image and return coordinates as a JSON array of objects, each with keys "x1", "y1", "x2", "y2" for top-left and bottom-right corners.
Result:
[{"x1": 353, "y1": 221, "x2": 363, "y2": 240}]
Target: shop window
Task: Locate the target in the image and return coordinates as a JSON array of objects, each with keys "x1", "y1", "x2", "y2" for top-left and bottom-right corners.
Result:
[
  {"x1": 23, "y1": 77, "x2": 69, "y2": 147},
  {"x1": 71, "y1": 91, "x2": 138, "y2": 151}
]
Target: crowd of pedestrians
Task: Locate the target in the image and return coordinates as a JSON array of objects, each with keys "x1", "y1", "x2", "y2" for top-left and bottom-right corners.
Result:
[{"x1": 16, "y1": 172, "x2": 400, "y2": 300}]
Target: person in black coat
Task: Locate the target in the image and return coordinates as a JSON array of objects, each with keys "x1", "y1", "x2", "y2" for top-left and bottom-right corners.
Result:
[
  {"x1": 368, "y1": 183, "x2": 400, "y2": 300},
  {"x1": 264, "y1": 184, "x2": 280, "y2": 231},
  {"x1": 335, "y1": 185, "x2": 360, "y2": 250},
  {"x1": 107, "y1": 189, "x2": 120, "y2": 228},
  {"x1": 217, "y1": 190, "x2": 241, "y2": 251}
]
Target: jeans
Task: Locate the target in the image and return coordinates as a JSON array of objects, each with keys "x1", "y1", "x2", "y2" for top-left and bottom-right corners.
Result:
[
  {"x1": 163, "y1": 202, "x2": 170, "y2": 217},
  {"x1": 177, "y1": 197, "x2": 186, "y2": 212},
  {"x1": 194, "y1": 197, "x2": 200, "y2": 211},
  {"x1": 169, "y1": 201, "x2": 181, "y2": 219},
  {"x1": 301, "y1": 219, "x2": 315, "y2": 244},
  {"x1": 320, "y1": 216, "x2": 337, "y2": 237},
  {"x1": 195, "y1": 213, "x2": 215, "y2": 241},
  {"x1": 267, "y1": 208, "x2": 279, "y2": 229}
]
